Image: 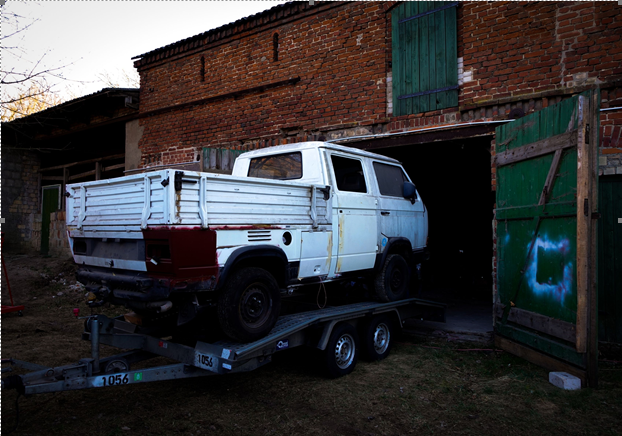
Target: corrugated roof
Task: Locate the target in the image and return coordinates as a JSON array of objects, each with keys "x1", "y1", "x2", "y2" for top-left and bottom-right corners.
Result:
[{"x1": 132, "y1": 2, "x2": 333, "y2": 68}]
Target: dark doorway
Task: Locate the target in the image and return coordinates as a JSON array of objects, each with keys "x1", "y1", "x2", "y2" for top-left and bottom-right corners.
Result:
[{"x1": 376, "y1": 137, "x2": 494, "y2": 304}]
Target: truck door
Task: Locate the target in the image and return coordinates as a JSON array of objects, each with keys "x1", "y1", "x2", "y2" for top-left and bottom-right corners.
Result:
[
  {"x1": 372, "y1": 161, "x2": 426, "y2": 251},
  {"x1": 328, "y1": 153, "x2": 378, "y2": 274},
  {"x1": 494, "y1": 90, "x2": 600, "y2": 386}
]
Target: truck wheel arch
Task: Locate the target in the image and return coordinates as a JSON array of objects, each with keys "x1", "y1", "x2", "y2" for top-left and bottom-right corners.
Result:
[
  {"x1": 217, "y1": 245, "x2": 289, "y2": 290},
  {"x1": 375, "y1": 237, "x2": 413, "y2": 271}
]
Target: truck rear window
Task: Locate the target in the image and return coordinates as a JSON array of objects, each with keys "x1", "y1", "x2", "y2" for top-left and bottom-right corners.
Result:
[{"x1": 248, "y1": 152, "x2": 302, "y2": 180}]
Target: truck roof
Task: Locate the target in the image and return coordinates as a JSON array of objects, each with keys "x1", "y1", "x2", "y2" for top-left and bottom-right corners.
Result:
[{"x1": 237, "y1": 141, "x2": 401, "y2": 164}]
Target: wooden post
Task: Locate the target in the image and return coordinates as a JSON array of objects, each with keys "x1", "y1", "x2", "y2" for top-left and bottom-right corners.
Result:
[
  {"x1": 587, "y1": 90, "x2": 600, "y2": 388},
  {"x1": 575, "y1": 95, "x2": 590, "y2": 354},
  {"x1": 95, "y1": 161, "x2": 102, "y2": 180},
  {"x1": 62, "y1": 167, "x2": 70, "y2": 211}
]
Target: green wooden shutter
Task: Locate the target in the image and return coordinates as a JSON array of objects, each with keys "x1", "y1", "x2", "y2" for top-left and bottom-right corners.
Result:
[
  {"x1": 203, "y1": 148, "x2": 245, "y2": 174},
  {"x1": 392, "y1": 1, "x2": 458, "y2": 116}
]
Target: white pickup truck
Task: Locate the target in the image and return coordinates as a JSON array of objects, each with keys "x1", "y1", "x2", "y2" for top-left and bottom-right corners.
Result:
[{"x1": 66, "y1": 142, "x2": 428, "y2": 342}]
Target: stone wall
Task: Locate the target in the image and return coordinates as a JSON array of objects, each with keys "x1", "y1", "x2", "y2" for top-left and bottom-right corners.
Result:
[{"x1": 1, "y1": 148, "x2": 41, "y2": 253}]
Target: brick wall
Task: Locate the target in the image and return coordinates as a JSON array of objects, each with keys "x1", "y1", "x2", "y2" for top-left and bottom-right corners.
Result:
[
  {"x1": 135, "y1": 2, "x2": 392, "y2": 167},
  {"x1": 1, "y1": 148, "x2": 41, "y2": 253},
  {"x1": 459, "y1": 1, "x2": 622, "y2": 107},
  {"x1": 134, "y1": 1, "x2": 622, "y2": 171}
]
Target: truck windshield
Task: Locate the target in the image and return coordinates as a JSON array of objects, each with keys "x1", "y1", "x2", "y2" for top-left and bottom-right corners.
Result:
[{"x1": 248, "y1": 152, "x2": 302, "y2": 180}]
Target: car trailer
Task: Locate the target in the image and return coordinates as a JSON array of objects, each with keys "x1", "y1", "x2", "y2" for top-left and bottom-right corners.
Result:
[{"x1": 2, "y1": 298, "x2": 445, "y2": 396}]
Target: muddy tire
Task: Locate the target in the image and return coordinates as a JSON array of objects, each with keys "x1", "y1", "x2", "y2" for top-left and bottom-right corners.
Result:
[
  {"x1": 361, "y1": 315, "x2": 393, "y2": 361},
  {"x1": 374, "y1": 254, "x2": 410, "y2": 302},
  {"x1": 217, "y1": 267, "x2": 281, "y2": 343},
  {"x1": 323, "y1": 323, "x2": 359, "y2": 378}
]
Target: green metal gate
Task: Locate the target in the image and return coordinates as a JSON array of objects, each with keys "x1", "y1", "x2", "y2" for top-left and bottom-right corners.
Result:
[
  {"x1": 598, "y1": 175, "x2": 622, "y2": 344},
  {"x1": 494, "y1": 90, "x2": 600, "y2": 386}
]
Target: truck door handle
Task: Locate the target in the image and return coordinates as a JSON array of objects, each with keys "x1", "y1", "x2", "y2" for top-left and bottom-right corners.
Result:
[{"x1": 381, "y1": 211, "x2": 390, "y2": 216}]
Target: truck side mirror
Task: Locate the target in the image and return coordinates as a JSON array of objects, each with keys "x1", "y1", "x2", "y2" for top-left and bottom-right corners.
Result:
[{"x1": 403, "y1": 181, "x2": 417, "y2": 203}]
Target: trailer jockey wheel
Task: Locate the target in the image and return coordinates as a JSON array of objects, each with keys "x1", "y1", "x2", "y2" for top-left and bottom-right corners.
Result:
[
  {"x1": 361, "y1": 315, "x2": 393, "y2": 361},
  {"x1": 104, "y1": 358, "x2": 130, "y2": 374},
  {"x1": 322, "y1": 323, "x2": 359, "y2": 378},
  {"x1": 374, "y1": 254, "x2": 410, "y2": 302},
  {"x1": 217, "y1": 267, "x2": 281, "y2": 343}
]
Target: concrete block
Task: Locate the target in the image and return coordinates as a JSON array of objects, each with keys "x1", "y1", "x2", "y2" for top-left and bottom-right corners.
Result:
[
  {"x1": 604, "y1": 167, "x2": 615, "y2": 175},
  {"x1": 599, "y1": 156, "x2": 608, "y2": 166},
  {"x1": 549, "y1": 372, "x2": 581, "y2": 390}
]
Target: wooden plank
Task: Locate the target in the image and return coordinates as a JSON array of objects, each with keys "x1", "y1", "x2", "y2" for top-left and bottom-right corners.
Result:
[
  {"x1": 538, "y1": 148, "x2": 563, "y2": 206},
  {"x1": 41, "y1": 176, "x2": 65, "y2": 181},
  {"x1": 495, "y1": 131, "x2": 577, "y2": 167},
  {"x1": 103, "y1": 163, "x2": 126, "y2": 172},
  {"x1": 428, "y1": 4, "x2": 438, "y2": 112},
  {"x1": 495, "y1": 335, "x2": 587, "y2": 387},
  {"x1": 40, "y1": 153, "x2": 125, "y2": 172},
  {"x1": 575, "y1": 95, "x2": 590, "y2": 354},
  {"x1": 445, "y1": 4, "x2": 458, "y2": 108},
  {"x1": 69, "y1": 170, "x2": 96, "y2": 181},
  {"x1": 494, "y1": 304, "x2": 576, "y2": 343},
  {"x1": 587, "y1": 90, "x2": 600, "y2": 388},
  {"x1": 418, "y1": 2, "x2": 430, "y2": 112}
]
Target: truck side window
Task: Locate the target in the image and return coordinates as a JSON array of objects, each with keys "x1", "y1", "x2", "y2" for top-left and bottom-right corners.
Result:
[
  {"x1": 248, "y1": 152, "x2": 302, "y2": 180},
  {"x1": 373, "y1": 162, "x2": 409, "y2": 197},
  {"x1": 331, "y1": 155, "x2": 367, "y2": 193}
]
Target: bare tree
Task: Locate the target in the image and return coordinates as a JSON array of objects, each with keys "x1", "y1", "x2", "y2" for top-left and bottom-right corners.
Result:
[
  {"x1": 97, "y1": 68, "x2": 140, "y2": 89},
  {"x1": 1, "y1": 1, "x2": 68, "y2": 119},
  {"x1": 0, "y1": 79, "x2": 63, "y2": 122}
]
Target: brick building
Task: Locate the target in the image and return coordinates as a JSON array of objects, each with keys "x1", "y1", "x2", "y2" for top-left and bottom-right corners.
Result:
[
  {"x1": 130, "y1": 1, "x2": 621, "y2": 282},
  {"x1": 128, "y1": 1, "x2": 622, "y2": 375}
]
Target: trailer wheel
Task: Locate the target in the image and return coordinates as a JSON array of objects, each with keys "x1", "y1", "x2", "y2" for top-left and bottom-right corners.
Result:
[
  {"x1": 323, "y1": 323, "x2": 359, "y2": 378},
  {"x1": 374, "y1": 254, "x2": 410, "y2": 302},
  {"x1": 217, "y1": 267, "x2": 281, "y2": 343},
  {"x1": 362, "y1": 315, "x2": 393, "y2": 361}
]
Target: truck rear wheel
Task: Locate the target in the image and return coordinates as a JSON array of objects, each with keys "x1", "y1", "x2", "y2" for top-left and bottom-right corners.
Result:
[
  {"x1": 322, "y1": 323, "x2": 359, "y2": 378},
  {"x1": 217, "y1": 267, "x2": 281, "y2": 343},
  {"x1": 374, "y1": 254, "x2": 410, "y2": 302},
  {"x1": 361, "y1": 315, "x2": 393, "y2": 361}
]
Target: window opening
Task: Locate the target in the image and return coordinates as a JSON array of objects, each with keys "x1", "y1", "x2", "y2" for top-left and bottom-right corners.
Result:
[
  {"x1": 273, "y1": 33, "x2": 279, "y2": 62},
  {"x1": 373, "y1": 162, "x2": 409, "y2": 197},
  {"x1": 331, "y1": 155, "x2": 367, "y2": 193},
  {"x1": 248, "y1": 152, "x2": 302, "y2": 180}
]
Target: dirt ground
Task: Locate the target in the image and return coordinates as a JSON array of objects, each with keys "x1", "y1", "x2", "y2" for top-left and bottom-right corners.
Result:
[{"x1": 1, "y1": 253, "x2": 622, "y2": 436}]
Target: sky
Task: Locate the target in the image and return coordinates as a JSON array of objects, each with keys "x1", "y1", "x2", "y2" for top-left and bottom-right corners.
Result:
[{"x1": 2, "y1": 0, "x2": 285, "y2": 101}]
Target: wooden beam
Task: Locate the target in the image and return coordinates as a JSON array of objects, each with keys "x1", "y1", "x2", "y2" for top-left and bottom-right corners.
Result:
[
  {"x1": 495, "y1": 131, "x2": 577, "y2": 167},
  {"x1": 494, "y1": 304, "x2": 576, "y2": 343},
  {"x1": 40, "y1": 153, "x2": 125, "y2": 172},
  {"x1": 41, "y1": 176, "x2": 65, "y2": 181},
  {"x1": 538, "y1": 149, "x2": 563, "y2": 206},
  {"x1": 69, "y1": 170, "x2": 96, "y2": 181},
  {"x1": 587, "y1": 90, "x2": 600, "y2": 388},
  {"x1": 575, "y1": 95, "x2": 590, "y2": 354},
  {"x1": 495, "y1": 335, "x2": 587, "y2": 387},
  {"x1": 103, "y1": 163, "x2": 125, "y2": 172}
]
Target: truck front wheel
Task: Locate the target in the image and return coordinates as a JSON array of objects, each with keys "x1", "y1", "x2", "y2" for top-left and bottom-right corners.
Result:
[
  {"x1": 217, "y1": 267, "x2": 281, "y2": 343},
  {"x1": 374, "y1": 254, "x2": 410, "y2": 302}
]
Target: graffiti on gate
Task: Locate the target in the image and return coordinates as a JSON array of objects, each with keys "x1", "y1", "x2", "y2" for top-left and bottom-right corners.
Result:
[{"x1": 524, "y1": 235, "x2": 573, "y2": 304}]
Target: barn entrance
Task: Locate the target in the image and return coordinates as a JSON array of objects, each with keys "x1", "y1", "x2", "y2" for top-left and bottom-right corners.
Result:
[{"x1": 372, "y1": 136, "x2": 495, "y2": 339}]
